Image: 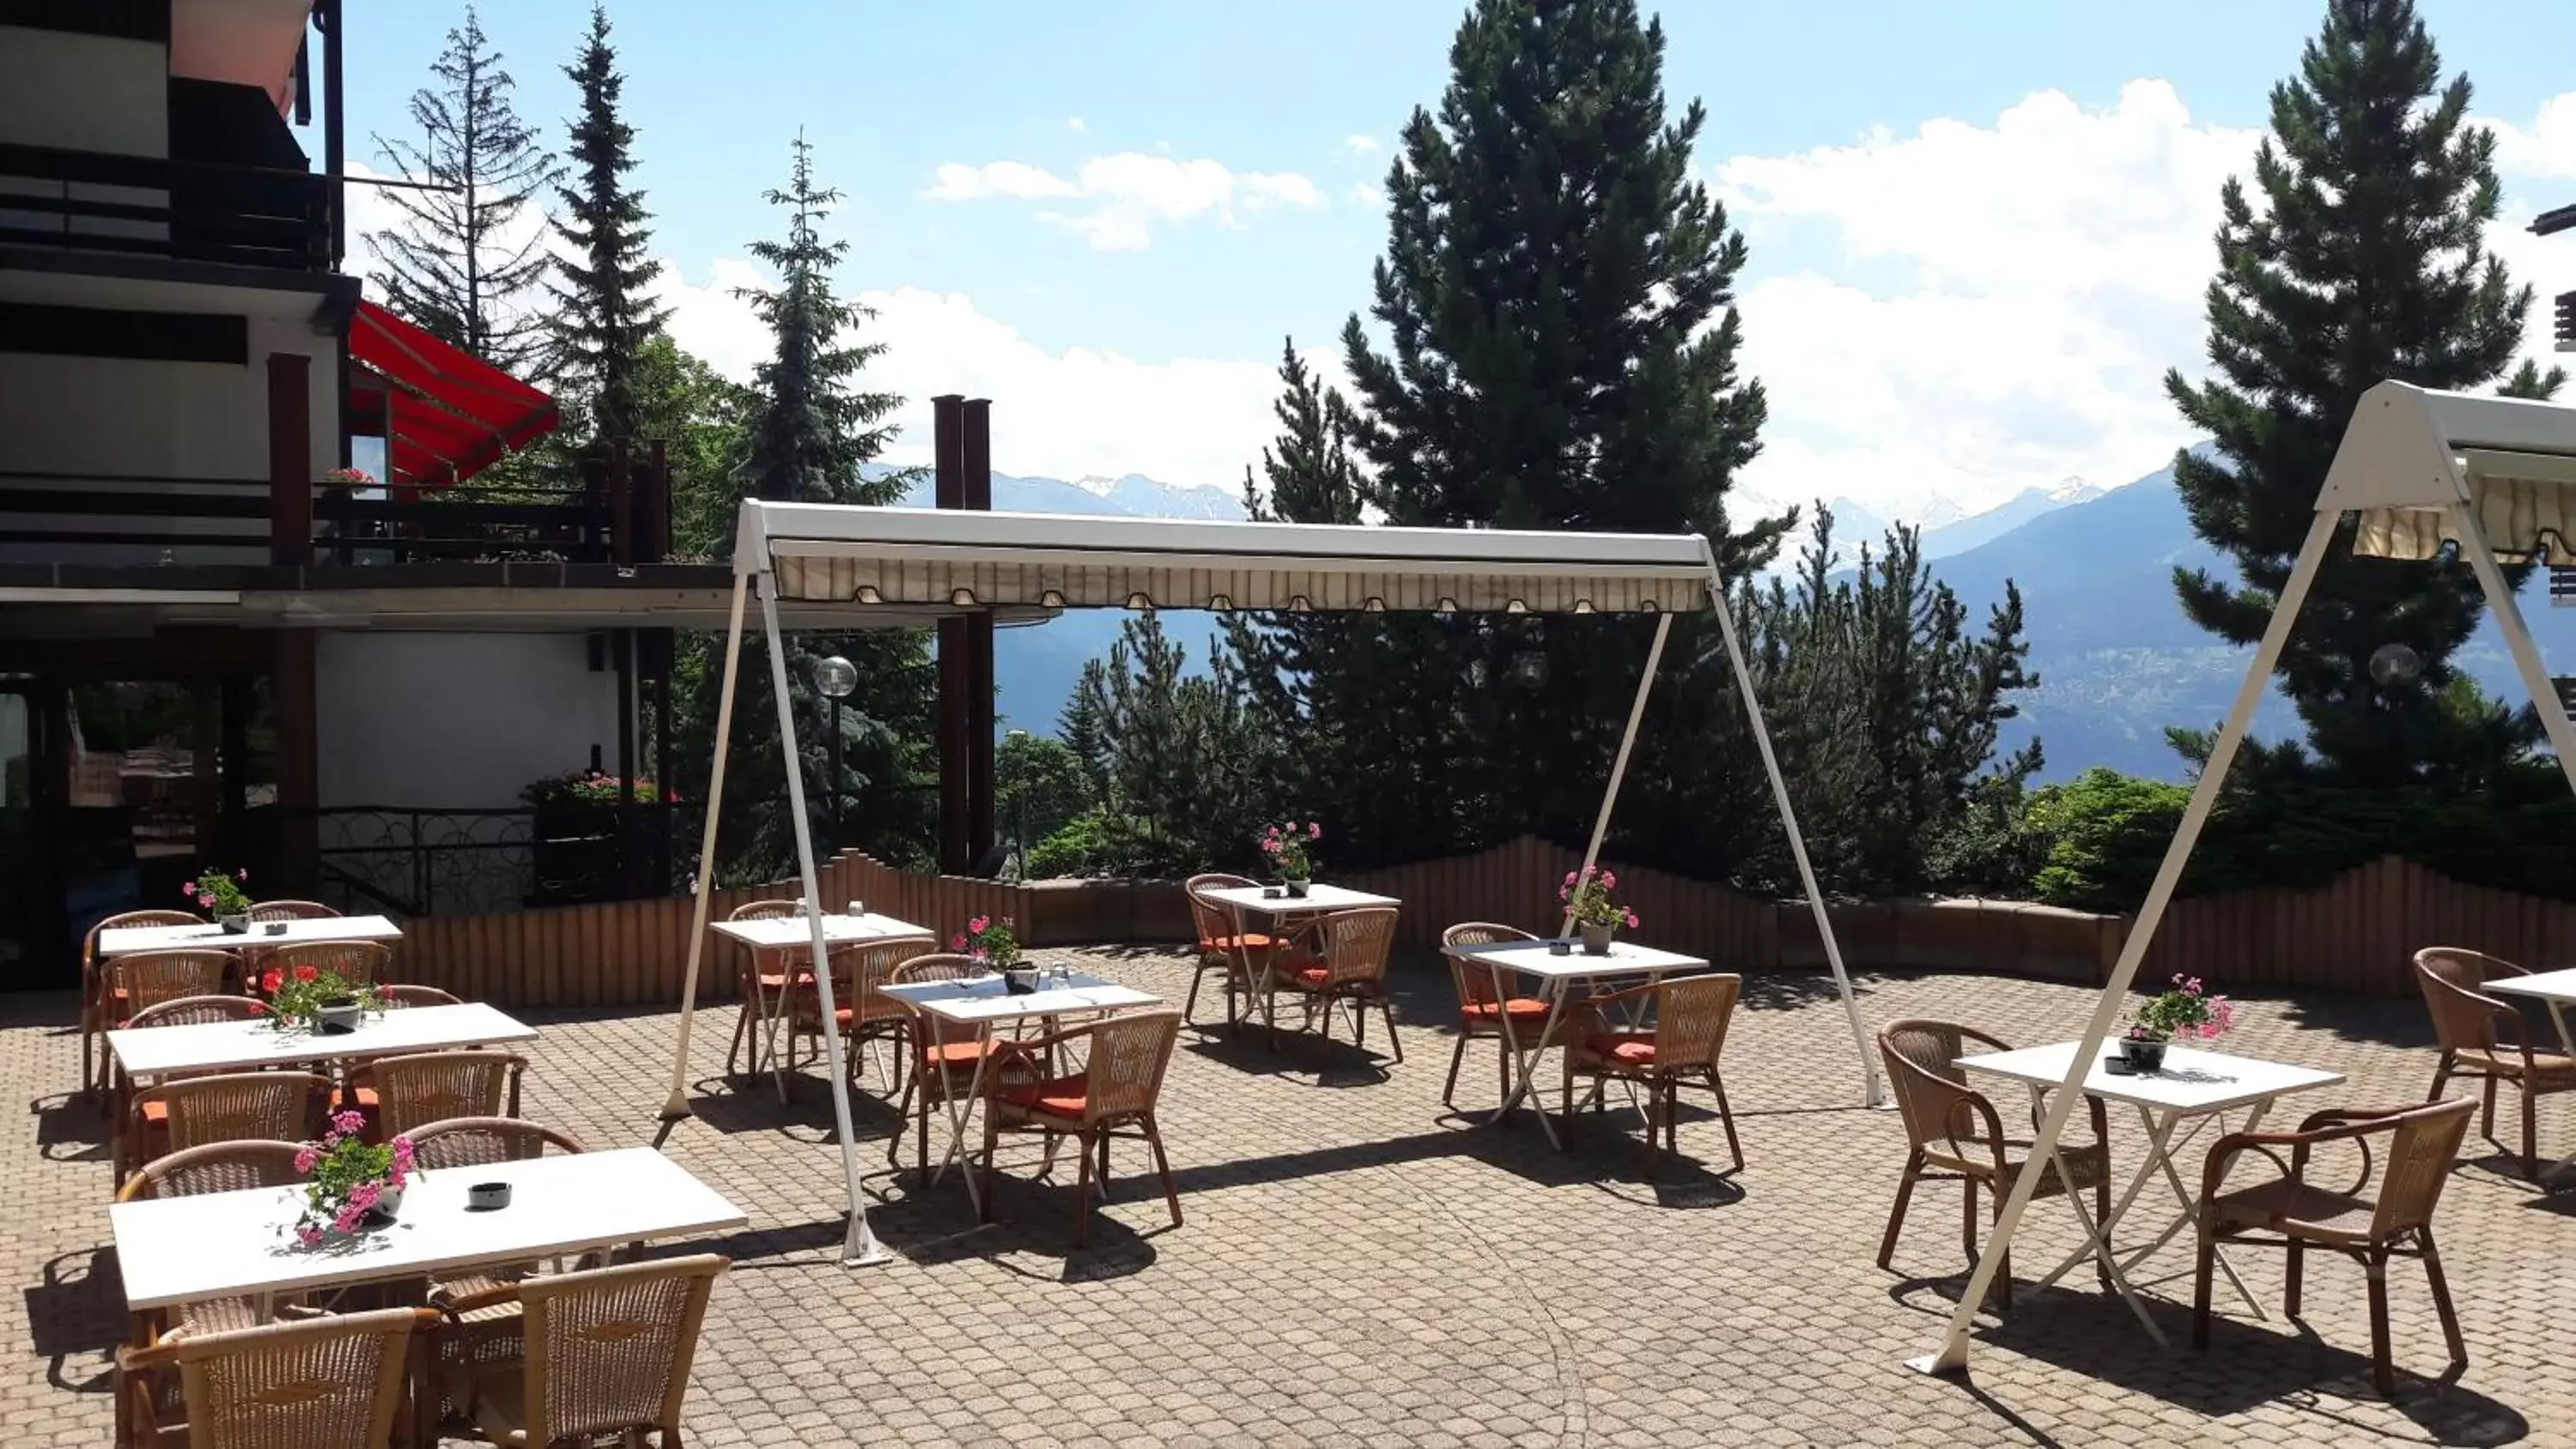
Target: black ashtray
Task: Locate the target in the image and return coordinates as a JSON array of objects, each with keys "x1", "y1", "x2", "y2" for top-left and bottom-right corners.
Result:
[
  {"x1": 1003, "y1": 967, "x2": 1040, "y2": 995},
  {"x1": 2103, "y1": 1056, "x2": 2139, "y2": 1076},
  {"x1": 264, "y1": 922, "x2": 289, "y2": 936},
  {"x1": 1261, "y1": 887, "x2": 1284, "y2": 899},
  {"x1": 1546, "y1": 940, "x2": 1572, "y2": 956},
  {"x1": 467, "y1": 1182, "x2": 511, "y2": 1211}
]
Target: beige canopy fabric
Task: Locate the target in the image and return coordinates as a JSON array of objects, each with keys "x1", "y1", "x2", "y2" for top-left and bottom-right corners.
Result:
[
  {"x1": 2354, "y1": 464, "x2": 2576, "y2": 561},
  {"x1": 742, "y1": 501, "x2": 1713, "y2": 615}
]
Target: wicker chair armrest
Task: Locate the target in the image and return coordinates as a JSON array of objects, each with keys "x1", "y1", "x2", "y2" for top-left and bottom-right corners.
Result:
[
  {"x1": 2293, "y1": 1104, "x2": 2417, "y2": 1133},
  {"x1": 2201, "y1": 1132, "x2": 2299, "y2": 1204},
  {"x1": 434, "y1": 1281, "x2": 521, "y2": 1316},
  {"x1": 1940, "y1": 1090, "x2": 2012, "y2": 1172},
  {"x1": 1588, "y1": 979, "x2": 1663, "y2": 1008},
  {"x1": 991, "y1": 1028, "x2": 1087, "y2": 1063}
]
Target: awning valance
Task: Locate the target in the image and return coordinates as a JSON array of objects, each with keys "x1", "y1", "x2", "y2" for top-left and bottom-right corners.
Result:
[
  {"x1": 2328, "y1": 381, "x2": 2576, "y2": 561},
  {"x1": 2353, "y1": 452, "x2": 2576, "y2": 562},
  {"x1": 740, "y1": 501, "x2": 1712, "y2": 615},
  {"x1": 349, "y1": 300, "x2": 559, "y2": 488}
]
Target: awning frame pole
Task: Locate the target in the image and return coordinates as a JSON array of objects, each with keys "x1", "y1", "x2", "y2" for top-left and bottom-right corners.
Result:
[
  {"x1": 757, "y1": 572, "x2": 889, "y2": 1268},
  {"x1": 2455, "y1": 503, "x2": 2576, "y2": 796},
  {"x1": 661, "y1": 573, "x2": 748, "y2": 1120},
  {"x1": 1915, "y1": 506, "x2": 2342, "y2": 1377},
  {"x1": 1560, "y1": 611, "x2": 1673, "y2": 937},
  {"x1": 1698, "y1": 542, "x2": 1882, "y2": 1108}
]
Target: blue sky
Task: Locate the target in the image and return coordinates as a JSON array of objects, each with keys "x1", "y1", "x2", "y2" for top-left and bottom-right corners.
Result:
[{"x1": 337, "y1": 2, "x2": 2576, "y2": 523}]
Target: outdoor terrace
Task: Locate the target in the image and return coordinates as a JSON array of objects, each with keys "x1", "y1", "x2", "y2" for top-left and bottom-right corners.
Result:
[{"x1": 15, "y1": 950, "x2": 2570, "y2": 1447}]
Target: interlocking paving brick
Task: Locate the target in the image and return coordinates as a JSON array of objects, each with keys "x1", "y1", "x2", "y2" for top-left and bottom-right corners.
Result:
[{"x1": 12, "y1": 952, "x2": 2575, "y2": 1446}]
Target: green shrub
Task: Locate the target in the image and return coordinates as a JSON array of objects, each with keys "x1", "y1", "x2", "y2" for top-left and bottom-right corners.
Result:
[{"x1": 2022, "y1": 769, "x2": 2192, "y2": 911}]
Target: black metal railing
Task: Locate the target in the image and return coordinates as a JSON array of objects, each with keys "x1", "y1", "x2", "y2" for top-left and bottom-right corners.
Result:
[
  {"x1": 0, "y1": 141, "x2": 328, "y2": 272},
  {"x1": 239, "y1": 804, "x2": 684, "y2": 918}
]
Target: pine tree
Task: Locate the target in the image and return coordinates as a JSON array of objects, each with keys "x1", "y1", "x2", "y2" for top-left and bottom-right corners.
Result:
[
  {"x1": 2167, "y1": 0, "x2": 2561, "y2": 789},
  {"x1": 1332, "y1": 0, "x2": 1785, "y2": 856},
  {"x1": 368, "y1": 4, "x2": 557, "y2": 371},
  {"x1": 550, "y1": 4, "x2": 669, "y2": 445}
]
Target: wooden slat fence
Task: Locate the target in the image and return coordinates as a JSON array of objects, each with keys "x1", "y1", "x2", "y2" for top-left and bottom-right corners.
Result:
[{"x1": 377, "y1": 842, "x2": 2576, "y2": 1009}]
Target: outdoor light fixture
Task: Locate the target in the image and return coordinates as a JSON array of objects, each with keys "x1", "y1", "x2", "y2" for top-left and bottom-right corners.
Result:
[
  {"x1": 2366, "y1": 642, "x2": 2422, "y2": 688},
  {"x1": 1512, "y1": 649, "x2": 1550, "y2": 689},
  {"x1": 814, "y1": 655, "x2": 858, "y2": 699}
]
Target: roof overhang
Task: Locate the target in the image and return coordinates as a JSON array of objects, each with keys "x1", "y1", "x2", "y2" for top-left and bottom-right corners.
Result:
[
  {"x1": 170, "y1": 0, "x2": 315, "y2": 114},
  {"x1": 2328, "y1": 380, "x2": 2576, "y2": 561},
  {"x1": 738, "y1": 501, "x2": 1713, "y2": 615}
]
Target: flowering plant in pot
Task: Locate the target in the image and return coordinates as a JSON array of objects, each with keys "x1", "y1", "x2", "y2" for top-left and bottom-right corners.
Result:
[
  {"x1": 188, "y1": 868, "x2": 253, "y2": 933},
  {"x1": 955, "y1": 915, "x2": 1034, "y2": 989},
  {"x1": 1560, "y1": 866, "x2": 1638, "y2": 956},
  {"x1": 261, "y1": 962, "x2": 384, "y2": 1034},
  {"x1": 2121, "y1": 974, "x2": 2235, "y2": 1072},
  {"x1": 1261, "y1": 822, "x2": 1321, "y2": 894},
  {"x1": 291, "y1": 1114, "x2": 414, "y2": 1245}
]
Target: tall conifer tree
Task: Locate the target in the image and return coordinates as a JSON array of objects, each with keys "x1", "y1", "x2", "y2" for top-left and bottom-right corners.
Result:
[
  {"x1": 550, "y1": 4, "x2": 668, "y2": 444},
  {"x1": 2168, "y1": 0, "x2": 2560, "y2": 787},
  {"x1": 368, "y1": 4, "x2": 557, "y2": 370}
]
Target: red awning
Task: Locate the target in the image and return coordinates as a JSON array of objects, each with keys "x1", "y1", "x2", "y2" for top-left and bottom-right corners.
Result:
[{"x1": 348, "y1": 300, "x2": 560, "y2": 488}]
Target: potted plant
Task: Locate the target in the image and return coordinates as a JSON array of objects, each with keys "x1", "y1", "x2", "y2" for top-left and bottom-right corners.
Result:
[
  {"x1": 261, "y1": 961, "x2": 385, "y2": 1034},
  {"x1": 523, "y1": 769, "x2": 671, "y2": 906},
  {"x1": 1560, "y1": 865, "x2": 1639, "y2": 956},
  {"x1": 955, "y1": 914, "x2": 1034, "y2": 990},
  {"x1": 188, "y1": 868, "x2": 253, "y2": 934},
  {"x1": 1261, "y1": 821, "x2": 1321, "y2": 896},
  {"x1": 290, "y1": 1114, "x2": 415, "y2": 1246},
  {"x1": 2121, "y1": 974, "x2": 2236, "y2": 1073}
]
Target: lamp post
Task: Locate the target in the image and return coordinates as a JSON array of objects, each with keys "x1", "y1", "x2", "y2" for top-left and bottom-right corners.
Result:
[
  {"x1": 814, "y1": 655, "x2": 857, "y2": 851},
  {"x1": 1003, "y1": 728, "x2": 1030, "y2": 877}
]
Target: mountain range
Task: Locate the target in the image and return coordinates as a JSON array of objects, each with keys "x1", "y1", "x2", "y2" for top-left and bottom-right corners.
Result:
[{"x1": 878, "y1": 464, "x2": 2575, "y2": 783}]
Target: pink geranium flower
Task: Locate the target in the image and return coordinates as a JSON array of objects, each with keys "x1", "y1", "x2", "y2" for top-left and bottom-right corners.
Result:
[
  {"x1": 293, "y1": 1143, "x2": 320, "y2": 1173},
  {"x1": 295, "y1": 1226, "x2": 324, "y2": 1247},
  {"x1": 331, "y1": 1109, "x2": 367, "y2": 1136},
  {"x1": 968, "y1": 914, "x2": 990, "y2": 935}
]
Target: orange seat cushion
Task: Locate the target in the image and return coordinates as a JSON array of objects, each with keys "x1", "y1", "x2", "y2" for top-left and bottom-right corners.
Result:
[
  {"x1": 1001, "y1": 1074, "x2": 1088, "y2": 1118},
  {"x1": 1461, "y1": 997, "x2": 1555, "y2": 1024},
  {"x1": 349, "y1": 1085, "x2": 380, "y2": 1110},
  {"x1": 137, "y1": 1099, "x2": 169, "y2": 1125},
  {"x1": 1200, "y1": 933, "x2": 1279, "y2": 955},
  {"x1": 1585, "y1": 1031, "x2": 1657, "y2": 1065},
  {"x1": 914, "y1": 1038, "x2": 999, "y2": 1067}
]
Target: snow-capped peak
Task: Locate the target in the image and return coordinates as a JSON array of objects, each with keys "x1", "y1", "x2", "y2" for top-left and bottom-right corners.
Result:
[
  {"x1": 2049, "y1": 476, "x2": 2105, "y2": 505},
  {"x1": 1069, "y1": 474, "x2": 1126, "y2": 499}
]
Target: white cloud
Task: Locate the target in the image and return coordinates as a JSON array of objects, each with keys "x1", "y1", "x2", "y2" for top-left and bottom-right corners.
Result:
[
  {"x1": 1350, "y1": 181, "x2": 1382, "y2": 207},
  {"x1": 1345, "y1": 134, "x2": 1379, "y2": 155},
  {"x1": 1065, "y1": 115, "x2": 1087, "y2": 133},
  {"x1": 2485, "y1": 94, "x2": 2576, "y2": 181},
  {"x1": 925, "y1": 151, "x2": 1325, "y2": 251}
]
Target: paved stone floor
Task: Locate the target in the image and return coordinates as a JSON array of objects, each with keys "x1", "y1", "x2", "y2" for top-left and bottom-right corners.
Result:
[{"x1": 11, "y1": 951, "x2": 2573, "y2": 1447}]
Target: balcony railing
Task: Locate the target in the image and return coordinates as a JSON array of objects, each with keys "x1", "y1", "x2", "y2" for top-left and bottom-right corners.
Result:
[
  {"x1": 244, "y1": 803, "x2": 689, "y2": 919},
  {"x1": 0, "y1": 142, "x2": 329, "y2": 272}
]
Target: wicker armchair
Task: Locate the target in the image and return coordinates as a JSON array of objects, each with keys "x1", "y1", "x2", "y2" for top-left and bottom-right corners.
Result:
[
  {"x1": 110, "y1": 949, "x2": 237, "y2": 1033},
  {"x1": 1184, "y1": 873, "x2": 1273, "y2": 1025},
  {"x1": 884, "y1": 954, "x2": 1037, "y2": 1176},
  {"x1": 258, "y1": 940, "x2": 389, "y2": 994},
  {"x1": 118, "y1": 1307, "x2": 434, "y2": 1449},
  {"x1": 2194, "y1": 1098, "x2": 2474, "y2": 1397},
  {"x1": 249, "y1": 900, "x2": 342, "y2": 921},
  {"x1": 1876, "y1": 1020, "x2": 2111, "y2": 1308},
  {"x1": 406, "y1": 1118, "x2": 593, "y2": 1435},
  {"x1": 434, "y1": 1255, "x2": 728, "y2": 1448},
  {"x1": 121, "y1": 1070, "x2": 330, "y2": 1186},
  {"x1": 1261, "y1": 906, "x2": 1403, "y2": 1060},
  {"x1": 716, "y1": 898, "x2": 802, "y2": 1079},
  {"x1": 125, "y1": 995, "x2": 265, "y2": 1032},
  {"x1": 1558, "y1": 973, "x2": 1745, "y2": 1173},
  {"x1": 1439, "y1": 922, "x2": 1554, "y2": 1108},
  {"x1": 82, "y1": 909, "x2": 202, "y2": 1097},
  {"x1": 345, "y1": 1050, "x2": 526, "y2": 1141},
  {"x1": 380, "y1": 984, "x2": 463, "y2": 1009},
  {"x1": 981, "y1": 1010, "x2": 1185, "y2": 1246},
  {"x1": 2414, "y1": 947, "x2": 2576, "y2": 1179},
  {"x1": 791, "y1": 935, "x2": 936, "y2": 1092},
  {"x1": 117, "y1": 1140, "x2": 313, "y2": 1363}
]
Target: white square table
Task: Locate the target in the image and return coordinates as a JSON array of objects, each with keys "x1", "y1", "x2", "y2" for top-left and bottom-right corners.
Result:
[
  {"x1": 1438, "y1": 938, "x2": 1710, "y2": 1148},
  {"x1": 708, "y1": 910, "x2": 934, "y2": 1099},
  {"x1": 97, "y1": 913, "x2": 403, "y2": 957},
  {"x1": 2482, "y1": 967, "x2": 2576, "y2": 1179},
  {"x1": 878, "y1": 970, "x2": 1163, "y2": 1210},
  {"x1": 1958, "y1": 1039, "x2": 2345, "y2": 1345},
  {"x1": 1195, "y1": 883, "x2": 1401, "y2": 1028},
  {"x1": 106, "y1": 1002, "x2": 537, "y2": 1080},
  {"x1": 111, "y1": 1147, "x2": 745, "y2": 1313}
]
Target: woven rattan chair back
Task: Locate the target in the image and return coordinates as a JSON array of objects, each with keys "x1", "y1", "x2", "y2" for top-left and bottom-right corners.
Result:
[
  {"x1": 1651, "y1": 973, "x2": 1741, "y2": 1070},
  {"x1": 247, "y1": 900, "x2": 341, "y2": 923},
  {"x1": 518, "y1": 1254, "x2": 727, "y2": 1445},
  {"x1": 889, "y1": 953, "x2": 985, "y2": 987},
  {"x1": 1308, "y1": 906, "x2": 1398, "y2": 990},
  {"x1": 380, "y1": 984, "x2": 463, "y2": 1009},
  {"x1": 2369, "y1": 1097, "x2": 2476, "y2": 1240},
  {"x1": 114, "y1": 950, "x2": 234, "y2": 1017},
  {"x1": 1081, "y1": 1011, "x2": 1182, "y2": 1125},
  {"x1": 368, "y1": 1052, "x2": 525, "y2": 1139},
  {"x1": 88, "y1": 909, "x2": 199, "y2": 967},
  {"x1": 728, "y1": 898, "x2": 799, "y2": 920},
  {"x1": 829, "y1": 935, "x2": 939, "y2": 1024},
  {"x1": 1185, "y1": 874, "x2": 1258, "y2": 947},
  {"x1": 1880, "y1": 1019, "x2": 2010, "y2": 1157},
  {"x1": 1442, "y1": 922, "x2": 1534, "y2": 1011},
  {"x1": 118, "y1": 1139, "x2": 306, "y2": 1203},
  {"x1": 407, "y1": 1115, "x2": 586, "y2": 1171},
  {"x1": 2412, "y1": 947, "x2": 2525, "y2": 1054},
  {"x1": 173, "y1": 1307, "x2": 420, "y2": 1449},
  {"x1": 264, "y1": 940, "x2": 389, "y2": 989},
  {"x1": 152, "y1": 1071, "x2": 329, "y2": 1154},
  {"x1": 125, "y1": 994, "x2": 265, "y2": 1030}
]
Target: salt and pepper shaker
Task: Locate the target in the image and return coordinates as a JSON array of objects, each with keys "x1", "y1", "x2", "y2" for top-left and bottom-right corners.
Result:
[{"x1": 847, "y1": 900, "x2": 866, "y2": 919}]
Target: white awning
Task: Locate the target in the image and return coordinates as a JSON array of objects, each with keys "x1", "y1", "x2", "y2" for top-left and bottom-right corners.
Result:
[
  {"x1": 2326, "y1": 380, "x2": 2576, "y2": 561},
  {"x1": 736, "y1": 501, "x2": 1712, "y2": 615}
]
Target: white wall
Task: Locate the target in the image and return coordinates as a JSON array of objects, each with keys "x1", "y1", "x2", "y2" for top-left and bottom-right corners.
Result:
[
  {"x1": 315, "y1": 632, "x2": 623, "y2": 810},
  {"x1": 0, "y1": 25, "x2": 172, "y2": 247}
]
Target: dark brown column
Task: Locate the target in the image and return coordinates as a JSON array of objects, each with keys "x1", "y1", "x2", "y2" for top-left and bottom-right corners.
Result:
[
  {"x1": 933, "y1": 394, "x2": 970, "y2": 873},
  {"x1": 267, "y1": 353, "x2": 313, "y2": 565},
  {"x1": 961, "y1": 398, "x2": 997, "y2": 868},
  {"x1": 271, "y1": 631, "x2": 320, "y2": 889}
]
